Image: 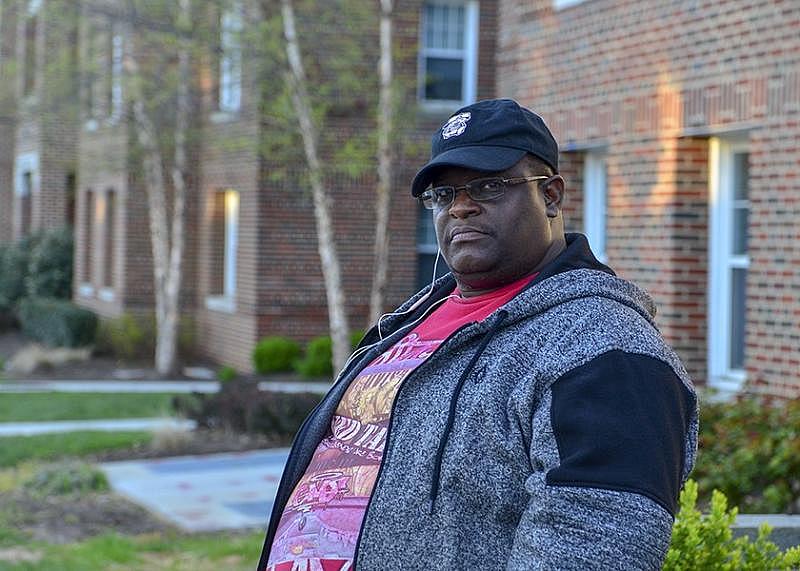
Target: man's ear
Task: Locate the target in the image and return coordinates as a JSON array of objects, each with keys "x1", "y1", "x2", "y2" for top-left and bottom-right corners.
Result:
[{"x1": 542, "y1": 175, "x2": 565, "y2": 217}]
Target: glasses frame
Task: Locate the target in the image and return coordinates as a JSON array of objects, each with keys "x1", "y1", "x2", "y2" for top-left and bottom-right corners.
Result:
[{"x1": 418, "y1": 175, "x2": 552, "y2": 210}]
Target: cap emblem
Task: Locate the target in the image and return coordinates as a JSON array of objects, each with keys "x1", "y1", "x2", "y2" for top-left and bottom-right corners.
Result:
[{"x1": 441, "y1": 112, "x2": 471, "y2": 140}]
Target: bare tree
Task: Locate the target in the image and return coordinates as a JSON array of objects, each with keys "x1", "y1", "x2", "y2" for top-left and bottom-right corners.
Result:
[
  {"x1": 280, "y1": 0, "x2": 351, "y2": 375},
  {"x1": 368, "y1": 0, "x2": 394, "y2": 326},
  {"x1": 123, "y1": 0, "x2": 192, "y2": 376}
]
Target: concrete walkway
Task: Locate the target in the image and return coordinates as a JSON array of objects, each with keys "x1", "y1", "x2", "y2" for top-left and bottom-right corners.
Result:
[
  {"x1": 0, "y1": 380, "x2": 331, "y2": 394},
  {"x1": 101, "y1": 448, "x2": 289, "y2": 532},
  {"x1": 0, "y1": 418, "x2": 196, "y2": 436}
]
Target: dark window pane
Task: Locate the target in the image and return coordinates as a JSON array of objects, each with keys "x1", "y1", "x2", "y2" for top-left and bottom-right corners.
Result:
[
  {"x1": 416, "y1": 253, "x2": 449, "y2": 291},
  {"x1": 730, "y1": 268, "x2": 747, "y2": 370},
  {"x1": 733, "y1": 207, "x2": 748, "y2": 255},
  {"x1": 733, "y1": 152, "x2": 749, "y2": 201},
  {"x1": 424, "y1": 57, "x2": 463, "y2": 101},
  {"x1": 416, "y1": 204, "x2": 437, "y2": 247}
]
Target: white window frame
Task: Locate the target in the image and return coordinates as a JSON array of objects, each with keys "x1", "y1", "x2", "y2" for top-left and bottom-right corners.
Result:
[
  {"x1": 418, "y1": 0, "x2": 479, "y2": 110},
  {"x1": 15, "y1": 153, "x2": 39, "y2": 197},
  {"x1": 708, "y1": 137, "x2": 750, "y2": 394},
  {"x1": 109, "y1": 28, "x2": 123, "y2": 121},
  {"x1": 553, "y1": 0, "x2": 587, "y2": 9},
  {"x1": 218, "y1": 3, "x2": 243, "y2": 114},
  {"x1": 205, "y1": 189, "x2": 239, "y2": 313},
  {"x1": 582, "y1": 152, "x2": 608, "y2": 263}
]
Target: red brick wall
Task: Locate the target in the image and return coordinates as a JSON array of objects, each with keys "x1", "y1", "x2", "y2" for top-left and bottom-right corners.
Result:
[
  {"x1": 194, "y1": 0, "x2": 498, "y2": 372},
  {"x1": 498, "y1": 0, "x2": 800, "y2": 394},
  {"x1": 747, "y1": 115, "x2": 800, "y2": 398},
  {"x1": 0, "y1": 3, "x2": 18, "y2": 243}
]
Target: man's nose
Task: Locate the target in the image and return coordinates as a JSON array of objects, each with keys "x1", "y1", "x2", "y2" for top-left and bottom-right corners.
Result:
[{"x1": 448, "y1": 188, "x2": 481, "y2": 218}]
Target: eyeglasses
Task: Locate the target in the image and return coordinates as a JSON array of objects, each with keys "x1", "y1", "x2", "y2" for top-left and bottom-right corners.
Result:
[{"x1": 418, "y1": 175, "x2": 551, "y2": 210}]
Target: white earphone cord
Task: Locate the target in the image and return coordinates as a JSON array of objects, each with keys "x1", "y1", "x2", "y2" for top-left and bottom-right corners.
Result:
[{"x1": 338, "y1": 249, "x2": 450, "y2": 375}]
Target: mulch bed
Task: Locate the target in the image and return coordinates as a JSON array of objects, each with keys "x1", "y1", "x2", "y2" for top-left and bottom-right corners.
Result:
[
  {"x1": 4, "y1": 490, "x2": 176, "y2": 544},
  {"x1": 90, "y1": 429, "x2": 293, "y2": 463}
]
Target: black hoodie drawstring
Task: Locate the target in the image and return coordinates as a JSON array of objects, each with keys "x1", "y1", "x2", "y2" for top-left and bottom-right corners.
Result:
[{"x1": 429, "y1": 310, "x2": 509, "y2": 514}]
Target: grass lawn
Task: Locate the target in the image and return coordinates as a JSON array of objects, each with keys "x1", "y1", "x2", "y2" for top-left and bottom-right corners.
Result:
[
  {"x1": 0, "y1": 530, "x2": 264, "y2": 570},
  {"x1": 0, "y1": 392, "x2": 177, "y2": 422},
  {"x1": 0, "y1": 431, "x2": 153, "y2": 468}
]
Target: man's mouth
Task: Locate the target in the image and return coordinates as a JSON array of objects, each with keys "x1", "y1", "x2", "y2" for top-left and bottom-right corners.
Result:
[{"x1": 449, "y1": 226, "x2": 489, "y2": 244}]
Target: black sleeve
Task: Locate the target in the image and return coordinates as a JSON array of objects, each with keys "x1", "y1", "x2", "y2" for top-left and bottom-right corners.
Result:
[{"x1": 545, "y1": 350, "x2": 695, "y2": 515}]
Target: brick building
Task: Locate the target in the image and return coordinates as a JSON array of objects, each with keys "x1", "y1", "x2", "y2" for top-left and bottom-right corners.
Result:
[
  {"x1": 68, "y1": 0, "x2": 497, "y2": 373},
  {"x1": 497, "y1": 0, "x2": 800, "y2": 397},
  {"x1": 0, "y1": 0, "x2": 78, "y2": 243}
]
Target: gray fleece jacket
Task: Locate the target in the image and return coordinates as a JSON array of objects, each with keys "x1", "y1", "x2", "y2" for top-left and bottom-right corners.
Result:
[{"x1": 258, "y1": 234, "x2": 698, "y2": 570}]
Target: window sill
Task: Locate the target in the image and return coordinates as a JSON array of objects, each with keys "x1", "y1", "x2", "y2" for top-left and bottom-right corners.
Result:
[
  {"x1": 77, "y1": 283, "x2": 95, "y2": 298},
  {"x1": 98, "y1": 287, "x2": 115, "y2": 302},
  {"x1": 205, "y1": 295, "x2": 236, "y2": 313},
  {"x1": 209, "y1": 110, "x2": 241, "y2": 124},
  {"x1": 417, "y1": 100, "x2": 468, "y2": 117},
  {"x1": 709, "y1": 370, "x2": 747, "y2": 398}
]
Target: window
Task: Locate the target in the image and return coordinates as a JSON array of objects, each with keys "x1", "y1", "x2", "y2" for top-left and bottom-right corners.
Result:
[
  {"x1": 15, "y1": 153, "x2": 38, "y2": 238},
  {"x1": 708, "y1": 138, "x2": 750, "y2": 393},
  {"x1": 218, "y1": 3, "x2": 242, "y2": 113},
  {"x1": 416, "y1": 205, "x2": 448, "y2": 290},
  {"x1": 79, "y1": 189, "x2": 95, "y2": 296},
  {"x1": 419, "y1": 1, "x2": 478, "y2": 107},
  {"x1": 206, "y1": 189, "x2": 239, "y2": 311},
  {"x1": 582, "y1": 152, "x2": 608, "y2": 263},
  {"x1": 23, "y1": 3, "x2": 39, "y2": 97},
  {"x1": 19, "y1": 173, "x2": 32, "y2": 236},
  {"x1": 108, "y1": 27, "x2": 123, "y2": 120},
  {"x1": 103, "y1": 189, "x2": 115, "y2": 289}
]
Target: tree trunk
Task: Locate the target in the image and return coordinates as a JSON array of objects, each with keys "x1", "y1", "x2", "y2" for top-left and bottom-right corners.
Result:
[
  {"x1": 368, "y1": 0, "x2": 393, "y2": 326},
  {"x1": 124, "y1": 0, "x2": 190, "y2": 376},
  {"x1": 281, "y1": 0, "x2": 351, "y2": 376}
]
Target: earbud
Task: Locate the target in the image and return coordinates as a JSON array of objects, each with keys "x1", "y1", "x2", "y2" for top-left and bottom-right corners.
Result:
[{"x1": 335, "y1": 249, "x2": 452, "y2": 378}]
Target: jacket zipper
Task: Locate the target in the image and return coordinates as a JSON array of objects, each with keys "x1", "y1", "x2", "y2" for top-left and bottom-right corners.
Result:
[
  {"x1": 258, "y1": 341, "x2": 383, "y2": 569},
  {"x1": 351, "y1": 321, "x2": 476, "y2": 569}
]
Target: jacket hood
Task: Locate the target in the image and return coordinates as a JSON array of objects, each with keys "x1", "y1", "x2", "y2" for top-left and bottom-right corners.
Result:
[
  {"x1": 383, "y1": 233, "x2": 657, "y2": 340},
  {"x1": 503, "y1": 234, "x2": 658, "y2": 330}
]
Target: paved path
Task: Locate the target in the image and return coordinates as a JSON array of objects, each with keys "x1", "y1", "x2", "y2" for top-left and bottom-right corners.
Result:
[
  {"x1": 0, "y1": 418, "x2": 196, "y2": 436},
  {"x1": 0, "y1": 380, "x2": 330, "y2": 394},
  {"x1": 101, "y1": 448, "x2": 289, "y2": 532}
]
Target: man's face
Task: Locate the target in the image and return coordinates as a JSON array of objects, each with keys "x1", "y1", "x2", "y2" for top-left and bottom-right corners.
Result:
[{"x1": 431, "y1": 158, "x2": 564, "y2": 295}]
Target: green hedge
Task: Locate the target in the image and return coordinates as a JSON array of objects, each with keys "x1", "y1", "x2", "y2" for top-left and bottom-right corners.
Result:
[
  {"x1": 25, "y1": 226, "x2": 73, "y2": 299},
  {"x1": 294, "y1": 331, "x2": 366, "y2": 379},
  {"x1": 252, "y1": 336, "x2": 301, "y2": 373},
  {"x1": 294, "y1": 336, "x2": 333, "y2": 378},
  {"x1": 173, "y1": 380, "x2": 321, "y2": 437},
  {"x1": 695, "y1": 395, "x2": 800, "y2": 514},
  {"x1": 17, "y1": 297, "x2": 98, "y2": 348},
  {"x1": 0, "y1": 236, "x2": 36, "y2": 313},
  {"x1": 665, "y1": 480, "x2": 800, "y2": 570}
]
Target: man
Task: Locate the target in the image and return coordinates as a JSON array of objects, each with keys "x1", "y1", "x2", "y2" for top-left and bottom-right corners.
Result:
[{"x1": 258, "y1": 98, "x2": 698, "y2": 570}]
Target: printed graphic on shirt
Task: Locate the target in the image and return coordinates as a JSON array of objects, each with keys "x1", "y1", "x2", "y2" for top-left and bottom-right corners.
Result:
[{"x1": 266, "y1": 332, "x2": 442, "y2": 571}]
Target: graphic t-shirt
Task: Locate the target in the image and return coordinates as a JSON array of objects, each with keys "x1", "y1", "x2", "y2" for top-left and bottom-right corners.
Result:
[{"x1": 265, "y1": 274, "x2": 536, "y2": 571}]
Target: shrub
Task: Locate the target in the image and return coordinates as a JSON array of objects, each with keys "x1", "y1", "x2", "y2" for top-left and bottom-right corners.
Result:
[
  {"x1": 350, "y1": 329, "x2": 365, "y2": 349},
  {"x1": 24, "y1": 226, "x2": 73, "y2": 299},
  {"x1": 174, "y1": 380, "x2": 322, "y2": 437},
  {"x1": 217, "y1": 365, "x2": 238, "y2": 382},
  {"x1": 664, "y1": 480, "x2": 800, "y2": 570},
  {"x1": 23, "y1": 461, "x2": 109, "y2": 497},
  {"x1": 17, "y1": 297, "x2": 98, "y2": 348},
  {"x1": 294, "y1": 336, "x2": 333, "y2": 378},
  {"x1": 252, "y1": 336, "x2": 301, "y2": 374},
  {"x1": 0, "y1": 237, "x2": 35, "y2": 313},
  {"x1": 95, "y1": 313, "x2": 152, "y2": 360},
  {"x1": 694, "y1": 395, "x2": 800, "y2": 513}
]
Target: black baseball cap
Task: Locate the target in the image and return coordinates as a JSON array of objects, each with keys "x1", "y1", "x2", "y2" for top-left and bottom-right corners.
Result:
[{"x1": 411, "y1": 98, "x2": 559, "y2": 197}]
